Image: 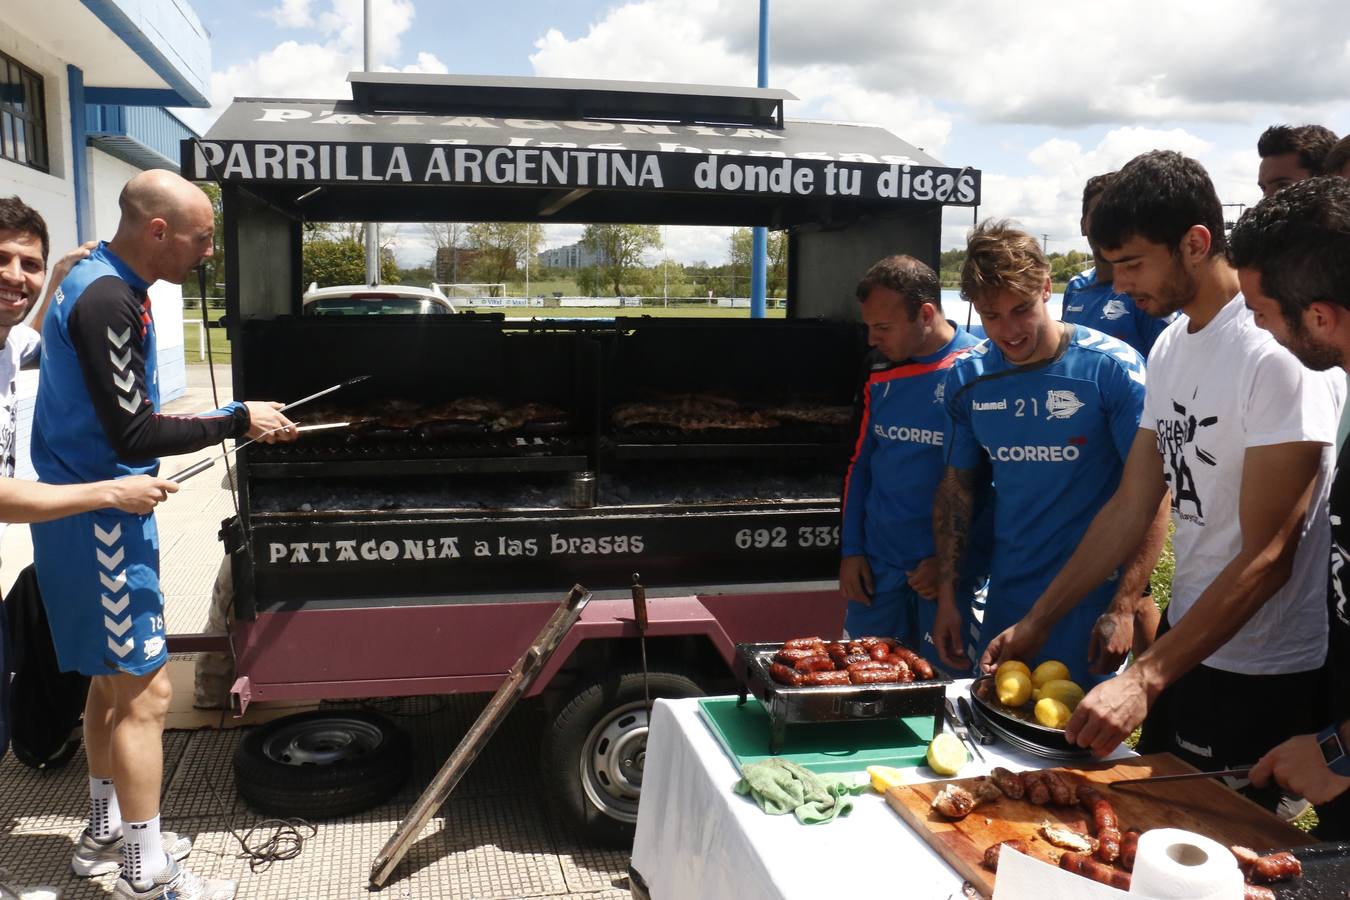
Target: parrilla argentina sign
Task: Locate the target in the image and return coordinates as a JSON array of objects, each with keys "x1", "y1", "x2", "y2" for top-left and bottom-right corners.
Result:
[
  {"x1": 183, "y1": 103, "x2": 980, "y2": 204},
  {"x1": 186, "y1": 140, "x2": 978, "y2": 203}
]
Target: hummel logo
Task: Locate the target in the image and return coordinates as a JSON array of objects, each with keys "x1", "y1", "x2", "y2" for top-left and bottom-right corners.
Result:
[
  {"x1": 96, "y1": 547, "x2": 125, "y2": 570},
  {"x1": 107, "y1": 636, "x2": 134, "y2": 658},
  {"x1": 106, "y1": 326, "x2": 131, "y2": 348},
  {"x1": 109, "y1": 348, "x2": 131, "y2": 371},
  {"x1": 117, "y1": 391, "x2": 143, "y2": 413},
  {"x1": 99, "y1": 571, "x2": 127, "y2": 593},
  {"x1": 113, "y1": 370, "x2": 135, "y2": 392},
  {"x1": 104, "y1": 615, "x2": 132, "y2": 638},
  {"x1": 101, "y1": 594, "x2": 130, "y2": 616},
  {"x1": 94, "y1": 523, "x2": 122, "y2": 545}
]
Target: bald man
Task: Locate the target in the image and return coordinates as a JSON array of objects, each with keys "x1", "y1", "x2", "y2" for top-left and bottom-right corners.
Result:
[{"x1": 31, "y1": 170, "x2": 295, "y2": 900}]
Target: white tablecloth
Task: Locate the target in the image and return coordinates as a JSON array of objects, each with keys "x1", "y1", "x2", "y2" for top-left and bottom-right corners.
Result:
[{"x1": 630, "y1": 682, "x2": 1128, "y2": 900}]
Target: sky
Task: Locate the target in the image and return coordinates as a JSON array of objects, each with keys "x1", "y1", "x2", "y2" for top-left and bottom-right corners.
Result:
[{"x1": 181, "y1": 0, "x2": 1350, "y2": 269}]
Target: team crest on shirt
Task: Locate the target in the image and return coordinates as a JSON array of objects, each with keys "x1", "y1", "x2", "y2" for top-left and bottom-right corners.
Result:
[
  {"x1": 933, "y1": 380, "x2": 945, "y2": 404},
  {"x1": 143, "y1": 636, "x2": 165, "y2": 659},
  {"x1": 1102, "y1": 298, "x2": 1129, "y2": 320},
  {"x1": 1045, "y1": 390, "x2": 1084, "y2": 420}
]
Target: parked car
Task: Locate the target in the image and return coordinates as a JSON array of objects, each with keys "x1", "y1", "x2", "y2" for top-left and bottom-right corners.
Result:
[{"x1": 302, "y1": 282, "x2": 457, "y2": 316}]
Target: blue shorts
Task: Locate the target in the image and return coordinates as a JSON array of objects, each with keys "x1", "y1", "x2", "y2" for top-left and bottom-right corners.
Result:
[
  {"x1": 33, "y1": 510, "x2": 168, "y2": 677},
  {"x1": 844, "y1": 567, "x2": 984, "y2": 678},
  {"x1": 976, "y1": 582, "x2": 1114, "y2": 687}
]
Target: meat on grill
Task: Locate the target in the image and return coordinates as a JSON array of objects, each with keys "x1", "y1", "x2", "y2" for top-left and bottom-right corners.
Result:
[{"x1": 611, "y1": 392, "x2": 850, "y2": 432}]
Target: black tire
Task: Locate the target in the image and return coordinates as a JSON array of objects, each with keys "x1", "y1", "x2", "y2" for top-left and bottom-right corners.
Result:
[
  {"x1": 233, "y1": 709, "x2": 411, "y2": 819},
  {"x1": 543, "y1": 668, "x2": 706, "y2": 847},
  {"x1": 12, "y1": 734, "x2": 81, "y2": 771}
]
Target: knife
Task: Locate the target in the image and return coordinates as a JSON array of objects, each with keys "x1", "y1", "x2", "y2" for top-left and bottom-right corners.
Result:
[
  {"x1": 957, "y1": 695, "x2": 995, "y2": 746},
  {"x1": 1110, "y1": 767, "x2": 1251, "y2": 788},
  {"x1": 944, "y1": 697, "x2": 986, "y2": 763}
]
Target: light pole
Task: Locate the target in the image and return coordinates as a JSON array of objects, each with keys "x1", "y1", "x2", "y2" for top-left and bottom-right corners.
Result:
[
  {"x1": 363, "y1": 0, "x2": 379, "y2": 285},
  {"x1": 750, "y1": 0, "x2": 769, "y2": 319}
]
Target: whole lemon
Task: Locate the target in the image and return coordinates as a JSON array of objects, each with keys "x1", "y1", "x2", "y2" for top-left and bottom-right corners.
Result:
[
  {"x1": 996, "y1": 660, "x2": 1032, "y2": 682},
  {"x1": 996, "y1": 669, "x2": 1033, "y2": 707},
  {"x1": 1031, "y1": 660, "x2": 1071, "y2": 687},
  {"x1": 1034, "y1": 697, "x2": 1072, "y2": 729},
  {"x1": 1034, "y1": 679, "x2": 1085, "y2": 711}
]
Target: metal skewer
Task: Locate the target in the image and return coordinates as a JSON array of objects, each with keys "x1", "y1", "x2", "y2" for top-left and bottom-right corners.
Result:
[
  {"x1": 1110, "y1": 767, "x2": 1252, "y2": 788},
  {"x1": 280, "y1": 374, "x2": 372, "y2": 414},
  {"x1": 166, "y1": 422, "x2": 349, "y2": 483}
]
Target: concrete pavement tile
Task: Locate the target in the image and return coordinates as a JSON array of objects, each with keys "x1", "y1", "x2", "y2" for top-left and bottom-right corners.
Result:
[
  {"x1": 3, "y1": 732, "x2": 190, "y2": 833},
  {"x1": 162, "y1": 729, "x2": 242, "y2": 821},
  {"x1": 0, "y1": 822, "x2": 120, "y2": 900}
]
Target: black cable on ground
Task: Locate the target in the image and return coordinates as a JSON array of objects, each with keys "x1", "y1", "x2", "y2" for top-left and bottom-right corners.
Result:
[{"x1": 205, "y1": 709, "x2": 316, "y2": 874}]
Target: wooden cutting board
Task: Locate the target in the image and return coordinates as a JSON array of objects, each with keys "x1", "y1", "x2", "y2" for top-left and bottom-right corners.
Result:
[{"x1": 885, "y1": 753, "x2": 1315, "y2": 897}]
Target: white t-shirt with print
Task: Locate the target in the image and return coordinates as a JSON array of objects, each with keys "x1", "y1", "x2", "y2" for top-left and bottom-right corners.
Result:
[
  {"x1": 1144, "y1": 295, "x2": 1345, "y2": 675},
  {"x1": 0, "y1": 323, "x2": 40, "y2": 479}
]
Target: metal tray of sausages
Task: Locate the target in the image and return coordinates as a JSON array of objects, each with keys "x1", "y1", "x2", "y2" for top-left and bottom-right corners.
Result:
[{"x1": 733, "y1": 641, "x2": 951, "y2": 753}]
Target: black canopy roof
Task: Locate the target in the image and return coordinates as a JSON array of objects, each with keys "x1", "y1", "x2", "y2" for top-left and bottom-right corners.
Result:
[{"x1": 183, "y1": 73, "x2": 980, "y2": 226}]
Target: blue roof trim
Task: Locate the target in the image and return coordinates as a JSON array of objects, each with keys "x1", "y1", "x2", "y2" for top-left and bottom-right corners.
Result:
[
  {"x1": 87, "y1": 104, "x2": 199, "y2": 170},
  {"x1": 85, "y1": 87, "x2": 186, "y2": 107},
  {"x1": 78, "y1": 0, "x2": 210, "y2": 108}
]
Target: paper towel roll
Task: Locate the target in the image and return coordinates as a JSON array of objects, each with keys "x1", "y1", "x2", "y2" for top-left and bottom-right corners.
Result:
[{"x1": 1129, "y1": 828, "x2": 1244, "y2": 900}]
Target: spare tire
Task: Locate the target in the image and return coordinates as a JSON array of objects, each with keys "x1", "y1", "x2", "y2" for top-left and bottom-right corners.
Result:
[{"x1": 234, "y1": 708, "x2": 411, "y2": 819}]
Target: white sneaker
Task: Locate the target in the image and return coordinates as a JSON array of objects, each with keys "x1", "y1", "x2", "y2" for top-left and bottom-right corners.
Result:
[
  {"x1": 71, "y1": 829, "x2": 193, "y2": 877},
  {"x1": 113, "y1": 861, "x2": 235, "y2": 900}
]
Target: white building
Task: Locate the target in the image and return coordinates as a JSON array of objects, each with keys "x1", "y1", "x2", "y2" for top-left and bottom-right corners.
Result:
[
  {"x1": 537, "y1": 239, "x2": 611, "y2": 270},
  {"x1": 3, "y1": 0, "x2": 210, "y2": 475}
]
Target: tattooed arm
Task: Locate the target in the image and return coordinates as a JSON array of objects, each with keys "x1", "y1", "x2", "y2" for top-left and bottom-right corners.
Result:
[{"x1": 932, "y1": 464, "x2": 978, "y2": 669}]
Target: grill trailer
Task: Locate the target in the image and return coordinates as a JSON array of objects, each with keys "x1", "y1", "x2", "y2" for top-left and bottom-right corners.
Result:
[{"x1": 182, "y1": 72, "x2": 980, "y2": 843}]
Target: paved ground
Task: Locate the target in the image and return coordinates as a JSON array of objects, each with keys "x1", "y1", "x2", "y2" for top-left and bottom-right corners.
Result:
[{"x1": 0, "y1": 365, "x2": 633, "y2": 899}]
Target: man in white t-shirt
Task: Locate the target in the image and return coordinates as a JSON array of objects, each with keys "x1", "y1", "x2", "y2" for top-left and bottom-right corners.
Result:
[{"x1": 981, "y1": 152, "x2": 1344, "y2": 789}]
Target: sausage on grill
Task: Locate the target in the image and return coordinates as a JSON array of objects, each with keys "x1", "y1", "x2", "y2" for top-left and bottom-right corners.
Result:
[
  {"x1": 773, "y1": 648, "x2": 816, "y2": 664},
  {"x1": 769, "y1": 662, "x2": 803, "y2": 686},
  {"x1": 793, "y1": 654, "x2": 835, "y2": 673},
  {"x1": 850, "y1": 666, "x2": 901, "y2": 684},
  {"x1": 783, "y1": 637, "x2": 825, "y2": 650},
  {"x1": 801, "y1": 669, "x2": 850, "y2": 686},
  {"x1": 888, "y1": 646, "x2": 935, "y2": 680}
]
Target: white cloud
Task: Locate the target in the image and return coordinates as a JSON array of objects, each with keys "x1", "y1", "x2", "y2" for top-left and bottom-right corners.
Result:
[
  {"x1": 180, "y1": 0, "x2": 444, "y2": 134},
  {"x1": 265, "y1": 0, "x2": 315, "y2": 28}
]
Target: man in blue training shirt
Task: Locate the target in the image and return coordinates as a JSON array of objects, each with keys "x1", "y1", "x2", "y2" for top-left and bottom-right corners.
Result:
[
  {"x1": 1062, "y1": 172, "x2": 1174, "y2": 360},
  {"x1": 840, "y1": 255, "x2": 988, "y2": 671},
  {"x1": 32, "y1": 170, "x2": 297, "y2": 900},
  {"x1": 932, "y1": 221, "x2": 1166, "y2": 687}
]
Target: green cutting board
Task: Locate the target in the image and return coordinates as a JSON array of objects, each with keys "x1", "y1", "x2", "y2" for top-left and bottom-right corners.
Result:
[{"x1": 697, "y1": 696, "x2": 935, "y2": 775}]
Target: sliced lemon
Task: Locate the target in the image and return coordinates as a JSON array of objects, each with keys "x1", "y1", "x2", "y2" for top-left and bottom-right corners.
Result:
[
  {"x1": 926, "y1": 732, "x2": 969, "y2": 776},
  {"x1": 867, "y1": 764, "x2": 907, "y2": 793},
  {"x1": 1034, "y1": 697, "x2": 1072, "y2": 729},
  {"x1": 1031, "y1": 660, "x2": 1071, "y2": 687},
  {"x1": 996, "y1": 669, "x2": 1033, "y2": 707}
]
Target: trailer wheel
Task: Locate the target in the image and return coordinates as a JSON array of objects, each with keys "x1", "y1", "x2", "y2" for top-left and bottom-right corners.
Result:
[
  {"x1": 233, "y1": 709, "x2": 411, "y2": 819},
  {"x1": 543, "y1": 668, "x2": 705, "y2": 847}
]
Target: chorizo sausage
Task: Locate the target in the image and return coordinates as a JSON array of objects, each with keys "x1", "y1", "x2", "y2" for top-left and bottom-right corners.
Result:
[
  {"x1": 793, "y1": 654, "x2": 835, "y2": 673},
  {"x1": 849, "y1": 666, "x2": 901, "y2": 684},
  {"x1": 1043, "y1": 771, "x2": 1078, "y2": 806},
  {"x1": 889, "y1": 645, "x2": 935, "y2": 680},
  {"x1": 846, "y1": 659, "x2": 888, "y2": 673},
  {"x1": 801, "y1": 669, "x2": 850, "y2": 686},
  {"x1": 1248, "y1": 850, "x2": 1302, "y2": 883},
  {"x1": 983, "y1": 839, "x2": 1028, "y2": 871},
  {"x1": 1120, "y1": 829, "x2": 1141, "y2": 871},
  {"x1": 783, "y1": 637, "x2": 824, "y2": 650},
  {"x1": 990, "y1": 767, "x2": 1025, "y2": 800},
  {"x1": 1059, "y1": 852, "x2": 1131, "y2": 890},
  {"x1": 868, "y1": 642, "x2": 893, "y2": 661},
  {"x1": 1076, "y1": 786, "x2": 1121, "y2": 862},
  {"x1": 769, "y1": 662, "x2": 803, "y2": 686},
  {"x1": 1022, "y1": 771, "x2": 1051, "y2": 805},
  {"x1": 773, "y1": 648, "x2": 816, "y2": 664}
]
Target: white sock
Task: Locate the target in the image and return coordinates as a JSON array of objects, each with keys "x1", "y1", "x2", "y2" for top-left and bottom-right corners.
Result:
[
  {"x1": 121, "y1": 815, "x2": 169, "y2": 887},
  {"x1": 89, "y1": 777, "x2": 121, "y2": 842}
]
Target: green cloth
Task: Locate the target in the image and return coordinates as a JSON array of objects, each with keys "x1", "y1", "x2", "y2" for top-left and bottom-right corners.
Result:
[{"x1": 732, "y1": 758, "x2": 867, "y2": 824}]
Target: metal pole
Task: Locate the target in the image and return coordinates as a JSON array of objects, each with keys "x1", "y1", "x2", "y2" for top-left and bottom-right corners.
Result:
[
  {"x1": 750, "y1": 0, "x2": 769, "y2": 319},
  {"x1": 363, "y1": 0, "x2": 379, "y2": 285}
]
